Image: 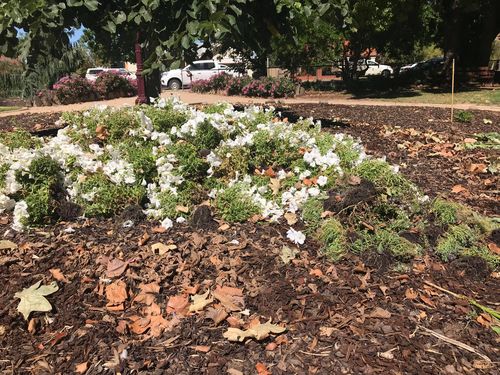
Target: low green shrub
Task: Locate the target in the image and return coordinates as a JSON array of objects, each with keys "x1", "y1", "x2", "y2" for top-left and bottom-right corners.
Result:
[
  {"x1": 318, "y1": 218, "x2": 347, "y2": 260},
  {"x1": 215, "y1": 184, "x2": 259, "y2": 223},
  {"x1": 454, "y1": 110, "x2": 473, "y2": 123}
]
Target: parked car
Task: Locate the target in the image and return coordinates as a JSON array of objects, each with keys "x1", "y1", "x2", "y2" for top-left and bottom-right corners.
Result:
[
  {"x1": 399, "y1": 62, "x2": 420, "y2": 74},
  {"x1": 358, "y1": 59, "x2": 394, "y2": 78},
  {"x1": 85, "y1": 68, "x2": 136, "y2": 81},
  {"x1": 161, "y1": 60, "x2": 240, "y2": 89}
]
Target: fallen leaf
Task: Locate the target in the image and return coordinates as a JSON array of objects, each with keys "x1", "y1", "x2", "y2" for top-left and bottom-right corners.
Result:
[
  {"x1": 476, "y1": 313, "x2": 492, "y2": 328},
  {"x1": 405, "y1": 288, "x2": 418, "y2": 300},
  {"x1": 309, "y1": 268, "x2": 323, "y2": 277},
  {"x1": 319, "y1": 326, "x2": 336, "y2": 336},
  {"x1": 106, "y1": 258, "x2": 128, "y2": 278},
  {"x1": 468, "y1": 163, "x2": 487, "y2": 174},
  {"x1": 15, "y1": 281, "x2": 59, "y2": 320},
  {"x1": 368, "y1": 307, "x2": 392, "y2": 319},
  {"x1": 487, "y1": 243, "x2": 500, "y2": 255},
  {"x1": 166, "y1": 294, "x2": 189, "y2": 316},
  {"x1": 269, "y1": 178, "x2": 281, "y2": 195},
  {"x1": 218, "y1": 223, "x2": 230, "y2": 231},
  {"x1": 106, "y1": 280, "x2": 128, "y2": 308},
  {"x1": 347, "y1": 175, "x2": 361, "y2": 185},
  {"x1": 0, "y1": 240, "x2": 17, "y2": 250},
  {"x1": 190, "y1": 345, "x2": 211, "y2": 352},
  {"x1": 451, "y1": 185, "x2": 467, "y2": 194},
  {"x1": 483, "y1": 119, "x2": 492, "y2": 125},
  {"x1": 213, "y1": 286, "x2": 245, "y2": 312},
  {"x1": 420, "y1": 294, "x2": 435, "y2": 308},
  {"x1": 151, "y1": 242, "x2": 177, "y2": 256},
  {"x1": 223, "y1": 319, "x2": 286, "y2": 342},
  {"x1": 129, "y1": 316, "x2": 151, "y2": 334},
  {"x1": 75, "y1": 362, "x2": 88, "y2": 374},
  {"x1": 49, "y1": 268, "x2": 69, "y2": 283},
  {"x1": 265, "y1": 342, "x2": 277, "y2": 351},
  {"x1": 264, "y1": 166, "x2": 276, "y2": 177},
  {"x1": 205, "y1": 306, "x2": 228, "y2": 325},
  {"x1": 175, "y1": 205, "x2": 189, "y2": 213},
  {"x1": 138, "y1": 232, "x2": 150, "y2": 246},
  {"x1": 378, "y1": 348, "x2": 397, "y2": 360},
  {"x1": 284, "y1": 212, "x2": 298, "y2": 225},
  {"x1": 189, "y1": 290, "x2": 214, "y2": 312},
  {"x1": 256, "y1": 362, "x2": 271, "y2": 375},
  {"x1": 0, "y1": 325, "x2": 5, "y2": 336},
  {"x1": 280, "y1": 245, "x2": 299, "y2": 264},
  {"x1": 463, "y1": 138, "x2": 477, "y2": 144},
  {"x1": 133, "y1": 282, "x2": 160, "y2": 305}
]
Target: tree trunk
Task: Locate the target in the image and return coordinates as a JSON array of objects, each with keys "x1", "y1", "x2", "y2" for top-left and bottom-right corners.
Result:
[
  {"x1": 442, "y1": 0, "x2": 460, "y2": 77},
  {"x1": 145, "y1": 69, "x2": 161, "y2": 99}
]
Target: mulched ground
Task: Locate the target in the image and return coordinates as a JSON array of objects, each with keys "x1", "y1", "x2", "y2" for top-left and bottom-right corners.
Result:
[
  {"x1": 1, "y1": 213, "x2": 499, "y2": 374},
  {"x1": 0, "y1": 104, "x2": 499, "y2": 374}
]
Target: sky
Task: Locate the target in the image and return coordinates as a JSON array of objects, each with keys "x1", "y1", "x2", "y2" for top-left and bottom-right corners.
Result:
[{"x1": 17, "y1": 26, "x2": 85, "y2": 44}]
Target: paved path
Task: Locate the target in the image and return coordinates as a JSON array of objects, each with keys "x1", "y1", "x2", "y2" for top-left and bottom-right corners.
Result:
[{"x1": 1, "y1": 91, "x2": 499, "y2": 117}]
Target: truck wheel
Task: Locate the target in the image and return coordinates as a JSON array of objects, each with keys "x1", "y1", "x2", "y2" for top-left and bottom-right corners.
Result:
[
  {"x1": 382, "y1": 70, "x2": 391, "y2": 78},
  {"x1": 168, "y1": 79, "x2": 182, "y2": 90}
]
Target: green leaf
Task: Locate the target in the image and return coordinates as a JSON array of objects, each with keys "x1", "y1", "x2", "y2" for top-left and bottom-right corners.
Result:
[
  {"x1": 181, "y1": 34, "x2": 190, "y2": 49},
  {"x1": 84, "y1": 0, "x2": 99, "y2": 11},
  {"x1": 115, "y1": 11, "x2": 126, "y2": 25},
  {"x1": 103, "y1": 20, "x2": 116, "y2": 33},
  {"x1": 15, "y1": 281, "x2": 59, "y2": 320}
]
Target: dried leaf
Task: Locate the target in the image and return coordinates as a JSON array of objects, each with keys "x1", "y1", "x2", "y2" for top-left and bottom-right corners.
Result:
[
  {"x1": 269, "y1": 178, "x2": 281, "y2": 195},
  {"x1": 405, "y1": 288, "x2": 418, "y2": 300},
  {"x1": 487, "y1": 243, "x2": 500, "y2": 255},
  {"x1": 151, "y1": 242, "x2": 176, "y2": 255},
  {"x1": 213, "y1": 286, "x2": 245, "y2": 312},
  {"x1": 205, "y1": 306, "x2": 228, "y2": 325},
  {"x1": 175, "y1": 205, "x2": 189, "y2": 213},
  {"x1": 106, "y1": 280, "x2": 128, "y2": 307},
  {"x1": 223, "y1": 319, "x2": 286, "y2": 342},
  {"x1": 378, "y1": 348, "x2": 397, "y2": 360},
  {"x1": 451, "y1": 185, "x2": 467, "y2": 194},
  {"x1": 129, "y1": 316, "x2": 151, "y2": 334},
  {"x1": 0, "y1": 240, "x2": 17, "y2": 250},
  {"x1": 284, "y1": 212, "x2": 298, "y2": 225},
  {"x1": 133, "y1": 282, "x2": 160, "y2": 305},
  {"x1": 190, "y1": 345, "x2": 211, "y2": 352},
  {"x1": 420, "y1": 294, "x2": 435, "y2": 308},
  {"x1": 106, "y1": 258, "x2": 128, "y2": 278},
  {"x1": 75, "y1": 362, "x2": 88, "y2": 374},
  {"x1": 15, "y1": 281, "x2": 59, "y2": 320},
  {"x1": 368, "y1": 307, "x2": 392, "y2": 319},
  {"x1": 189, "y1": 290, "x2": 214, "y2": 312},
  {"x1": 166, "y1": 295, "x2": 189, "y2": 316},
  {"x1": 256, "y1": 362, "x2": 271, "y2": 375},
  {"x1": 280, "y1": 245, "x2": 299, "y2": 264},
  {"x1": 49, "y1": 268, "x2": 68, "y2": 283}
]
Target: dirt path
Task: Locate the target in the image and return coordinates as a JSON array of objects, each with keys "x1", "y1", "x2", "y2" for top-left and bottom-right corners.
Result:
[{"x1": 1, "y1": 90, "x2": 499, "y2": 117}]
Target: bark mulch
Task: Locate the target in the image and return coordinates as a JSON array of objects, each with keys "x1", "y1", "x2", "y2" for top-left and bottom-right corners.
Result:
[{"x1": 0, "y1": 215, "x2": 499, "y2": 374}]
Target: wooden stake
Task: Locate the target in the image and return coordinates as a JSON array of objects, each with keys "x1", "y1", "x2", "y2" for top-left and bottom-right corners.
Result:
[{"x1": 451, "y1": 58, "x2": 455, "y2": 122}]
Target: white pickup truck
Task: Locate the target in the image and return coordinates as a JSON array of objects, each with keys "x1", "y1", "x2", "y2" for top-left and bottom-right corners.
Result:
[
  {"x1": 161, "y1": 60, "x2": 240, "y2": 89},
  {"x1": 357, "y1": 59, "x2": 393, "y2": 78}
]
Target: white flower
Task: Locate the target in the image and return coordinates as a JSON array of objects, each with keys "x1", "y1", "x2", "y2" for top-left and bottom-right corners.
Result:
[
  {"x1": 308, "y1": 187, "x2": 320, "y2": 197},
  {"x1": 176, "y1": 217, "x2": 186, "y2": 223},
  {"x1": 287, "y1": 228, "x2": 306, "y2": 245},
  {"x1": 317, "y1": 176, "x2": 328, "y2": 186},
  {"x1": 0, "y1": 194, "x2": 15, "y2": 213},
  {"x1": 161, "y1": 217, "x2": 173, "y2": 229},
  {"x1": 12, "y1": 200, "x2": 29, "y2": 231}
]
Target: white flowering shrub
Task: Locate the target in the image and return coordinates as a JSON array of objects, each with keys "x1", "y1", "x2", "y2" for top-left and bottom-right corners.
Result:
[{"x1": 0, "y1": 98, "x2": 497, "y2": 267}]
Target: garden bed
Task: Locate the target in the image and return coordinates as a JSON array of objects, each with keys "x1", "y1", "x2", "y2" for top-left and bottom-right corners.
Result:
[{"x1": 0, "y1": 99, "x2": 499, "y2": 374}]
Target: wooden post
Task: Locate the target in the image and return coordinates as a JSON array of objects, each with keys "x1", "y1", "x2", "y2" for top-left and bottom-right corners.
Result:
[
  {"x1": 450, "y1": 58, "x2": 455, "y2": 122},
  {"x1": 135, "y1": 31, "x2": 148, "y2": 105}
]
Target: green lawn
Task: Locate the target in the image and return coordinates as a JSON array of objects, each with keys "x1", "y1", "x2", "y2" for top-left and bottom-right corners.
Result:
[
  {"x1": 0, "y1": 106, "x2": 22, "y2": 113},
  {"x1": 377, "y1": 89, "x2": 500, "y2": 106}
]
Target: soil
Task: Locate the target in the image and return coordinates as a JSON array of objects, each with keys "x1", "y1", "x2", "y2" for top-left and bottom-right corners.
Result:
[
  {"x1": 1, "y1": 216, "x2": 499, "y2": 375},
  {"x1": 0, "y1": 103, "x2": 499, "y2": 374}
]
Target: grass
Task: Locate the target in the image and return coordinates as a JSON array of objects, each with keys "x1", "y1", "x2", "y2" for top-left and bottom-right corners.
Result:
[
  {"x1": 0, "y1": 106, "x2": 22, "y2": 113},
  {"x1": 371, "y1": 89, "x2": 500, "y2": 106}
]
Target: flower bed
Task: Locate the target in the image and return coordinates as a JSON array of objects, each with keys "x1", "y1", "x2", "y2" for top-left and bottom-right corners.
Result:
[
  {"x1": 191, "y1": 73, "x2": 296, "y2": 98},
  {"x1": 0, "y1": 99, "x2": 498, "y2": 268},
  {"x1": 34, "y1": 73, "x2": 137, "y2": 106}
]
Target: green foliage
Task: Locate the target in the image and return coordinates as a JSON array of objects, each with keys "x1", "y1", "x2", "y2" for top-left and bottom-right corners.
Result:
[
  {"x1": 192, "y1": 120, "x2": 223, "y2": 150},
  {"x1": 158, "y1": 182, "x2": 200, "y2": 218},
  {"x1": 215, "y1": 146, "x2": 251, "y2": 179},
  {"x1": 0, "y1": 163, "x2": 8, "y2": 189},
  {"x1": 318, "y1": 218, "x2": 346, "y2": 260},
  {"x1": 141, "y1": 105, "x2": 188, "y2": 133},
  {"x1": 202, "y1": 103, "x2": 231, "y2": 114},
  {"x1": 24, "y1": 184, "x2": 56, "y2": 225},
  {"x1": 436, "y1": 224, "x2": 477, "y2": 261},
  {"x1": 454, "y1": 110, "x2": 473, "y2": 123},
  {"x1": 354, "y1": 159, "x2": 412, "y2": 198},
  {"x1": 76, "y1": 173, "x2": 144, "y2": 217},
  {"x1": 251, "y1": 130, "x2": 296, "y2": 168},
  {"x1": 0, "y1": 130, "x2": 40, "y2": 150},
  {"x1": 432, "y1": 198, "x2": 459, "y2": 225},
  {"x1": 352, "y1": 230, "x2": 421, "y2": 260},
  {"x1": 120, "y1": 140, "x2": 157, "y2": 182},
  {"x1": 215, "y1": 184, "x2": 259, "y2": 223},
  {"x1": 301, "y1": 197, "x2": 324, "y2": 232},
  {"x1": 171, "y1": 142, "x2": 208, "y2": 180}
]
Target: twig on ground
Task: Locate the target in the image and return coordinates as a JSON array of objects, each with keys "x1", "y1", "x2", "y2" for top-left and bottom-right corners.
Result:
[{"x1": 417, "y1": 325, "x2": 491, "y2": 363}]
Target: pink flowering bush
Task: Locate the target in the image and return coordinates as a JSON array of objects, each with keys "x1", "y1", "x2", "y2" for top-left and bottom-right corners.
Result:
[
  {"x1": 53, "y1": 75, "x2": 97, "y2": 104},
  {"x1": 190, "y1": 73, "x2": 296, "y2": 98},
  {"x1": 94, "y1": 71, "x2": 137, "y2": 99}
]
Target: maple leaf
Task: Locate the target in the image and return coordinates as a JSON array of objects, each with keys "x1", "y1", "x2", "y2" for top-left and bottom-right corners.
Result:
[
  {"x1": 206, "y1": 306, "x2": 228, "y2": 325},
  {"x1": 223, "y1": 319, "x2": 286, "y2": 342},
  {"x1": 15, "y1": 281, "x2": 59, "y2": 320},
  {"x1": 189, "y1": 290, "x2": 214, "y2": 312}
]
